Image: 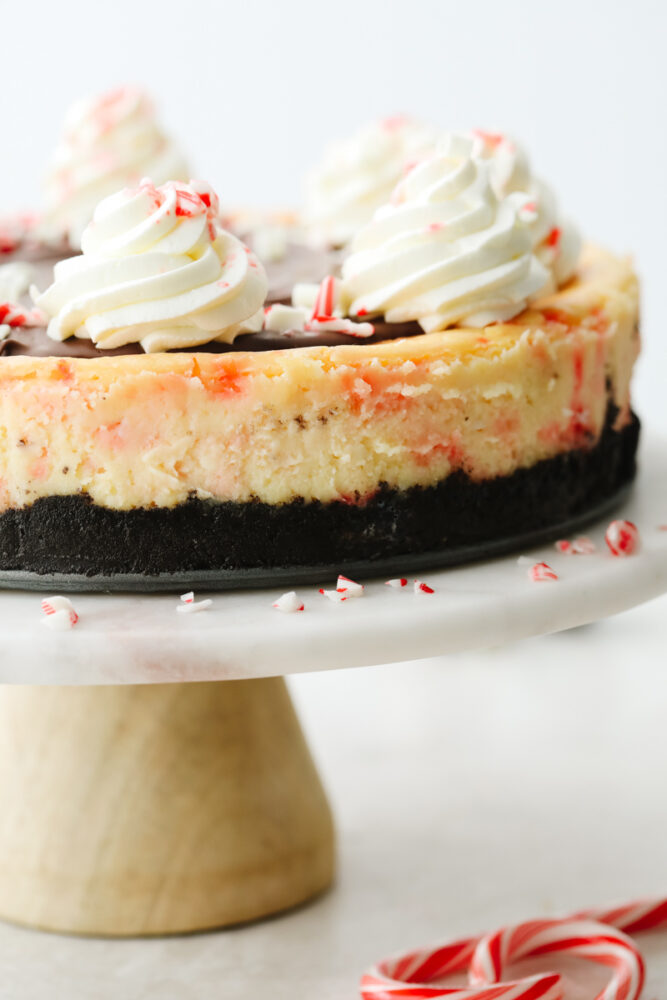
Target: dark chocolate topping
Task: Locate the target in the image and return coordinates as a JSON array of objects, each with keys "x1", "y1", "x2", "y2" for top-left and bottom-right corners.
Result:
[
  {"x1": 247, "y1": 240, "x2": 342, "y2": 305},
  {"x1": 0, "y1": 319, "x2": 424, "y2": 358}
]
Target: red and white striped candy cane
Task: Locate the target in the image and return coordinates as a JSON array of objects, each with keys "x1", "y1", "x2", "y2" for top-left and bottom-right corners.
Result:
[
  {"x1": 577, "y1": 897, "x2": 667, "y2": 936},
  {"x1": 470, "y1": 919, "x2": 642, "y2": 1000},
  {"x1": 361, "y1": 897, "x2": 667, "y2": 1000}
]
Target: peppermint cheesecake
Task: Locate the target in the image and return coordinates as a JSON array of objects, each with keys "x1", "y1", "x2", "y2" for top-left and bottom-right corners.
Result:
[{"x1": 0, "y1": 137, "x2": 639, "y2": 580}]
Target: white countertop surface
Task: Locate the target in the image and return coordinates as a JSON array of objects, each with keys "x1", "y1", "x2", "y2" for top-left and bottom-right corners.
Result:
[{"x1": 1, "y1": 592, "x2": 665, "y2": 999}]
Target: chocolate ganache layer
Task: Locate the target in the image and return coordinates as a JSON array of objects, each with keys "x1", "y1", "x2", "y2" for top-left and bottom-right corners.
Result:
[{"x1": 0, "y1": 318, "x2": 424, "y2": 357}]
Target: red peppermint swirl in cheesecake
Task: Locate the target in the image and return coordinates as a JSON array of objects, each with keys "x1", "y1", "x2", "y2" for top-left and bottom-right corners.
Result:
[
  {"x1": 35, "y1": 179, "x2": 267, "y2": 353},
  {"x1": 470, "y1": 129, "x2": 581, "y2": 286},
  {"x1": 341, "y1": 134, "x2": 550, "y2": 331},
  {"x1": 43, "y1": 87, "x2": 190, "y2": 245}
]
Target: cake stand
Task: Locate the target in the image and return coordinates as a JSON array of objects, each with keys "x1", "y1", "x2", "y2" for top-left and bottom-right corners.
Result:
[{"x1": 0, "y1": 433, "x2": 664, "y2": 938}]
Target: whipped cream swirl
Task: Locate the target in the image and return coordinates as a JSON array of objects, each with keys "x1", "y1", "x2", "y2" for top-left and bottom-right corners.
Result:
[
  {"x1": 469, "y1": 129, "x2": 581, "y2": 286},
  {"x1": 36, "y1": 179, "x2": 267, "y2": 353},
  {"x1": 43, "y1": 87, "x2": 190, "y2": 245},
  {"x1": 303, "y1": 117, "x2": 440, "y2": 248},
  {"x1": 341, "y1": 134, "x2": 550, "y2": 331}
]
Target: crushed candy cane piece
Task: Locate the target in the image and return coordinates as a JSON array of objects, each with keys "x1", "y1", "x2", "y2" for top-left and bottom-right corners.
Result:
[
  {"x1": 528, "y1": 562, "x2": 558, "y2": 582},
  {"x1": 42, "y1": 609, "x2": 77, "y2": 631},
  {"x1": 572, "y1": 535, "x2": 595, "y2": 554},
  {"x1": 385, "y1": 578, "x2": 408, "y2": 588},
  {"x1": 263, "y1": 303, "x2": 307, "y2": 333},
  {"x1": 336, "y1": 574, "x2": 364, "y2": 597},
  {"x1": 0, "y1": 302, "x2": 46, "y2": 328},
  {"x1": 311, "y1": 275, "x2": 339, "y2": 319},
  {"x1": 272, "y1": 592, "x2": 304, "y2": 613},
  {"x1": 176, "y1": 599, "x2": 212, "y2": 614},
  {"x1": 307, "y1": 276, "x2": 375, "y2": 337},
  {"x1": 40, "y1": 595, "x2": 78, "y2": 626},
  {"x1": 414, "y1": 580, "x2": 434, "y2": 594},
  {"x1": 180, "y1": 591, "x2": 195, "y2": 604},
  {"x1": 319, "y1": 588, "x2": 348, "y2": 603},
  {"x1": 605, "y1": 519, "x2": 640, "y2": 556},
  {"x1": 307, "y1": 315, "x2": 375, "y2": 338},
  {"x1": 555, "y1": 536, "x2": 596, "y2": 555}
]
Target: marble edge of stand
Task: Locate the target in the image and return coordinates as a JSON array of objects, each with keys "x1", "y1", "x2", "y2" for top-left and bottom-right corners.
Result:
[{"x1": 0, "y1": 543, "x2": 664, "y2": 685}]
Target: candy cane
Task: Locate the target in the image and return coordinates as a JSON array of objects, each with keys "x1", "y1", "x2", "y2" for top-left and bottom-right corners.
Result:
[
  {"x1": 577, "y1": 897, "x2": 667, "y2": 935},
  {"x1": 361, "y1": 897, "x2": 667, "y2": 1000},
  {"x1": 470, "y1": 919, "x2": 642, "y2": 1000}
]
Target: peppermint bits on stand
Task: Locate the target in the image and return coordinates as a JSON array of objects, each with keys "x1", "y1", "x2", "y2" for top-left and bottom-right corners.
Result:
[
  {"x1": 336, "y1": 575, "x2": 364, "y2": 597},
  {"x1": 384, "y1": 577, "x2": 432, "y2": 593},
  {"x1": 176, "y1": 592, "x2": 212, "y2": 614},
  {"x1": 528, "y1": 562, "x2": 559, "y2": 582},
  {"x1": 555, "y1": 535, "x2": 596, "y2": 555},
  {"x1": 272, "y1": 592, "x2": 305, "y2": 613},
  {"x1": 319, "y1": 588, "x2": 348, "y2": 603},
  {"x1": 319, "y1": 575, "x2": 365, "y2": 603},
  {"x1": 40, "y1": 595, "x2": 79, "y2": 630},
  {"x1": 571, "y1": 535, "x2": 596, "y2": 554},
  {"x1": 605, "y1": 519, "x2": 640, "y2": 556}
]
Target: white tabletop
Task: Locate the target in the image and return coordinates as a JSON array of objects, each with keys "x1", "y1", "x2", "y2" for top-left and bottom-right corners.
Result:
[{"x1": 1, "y1": 592, "x2": 666, "y2": 999}]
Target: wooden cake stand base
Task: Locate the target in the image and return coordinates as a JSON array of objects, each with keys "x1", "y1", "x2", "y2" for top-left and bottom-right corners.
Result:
[{"x1": 0, "y1": 678, "x2": 334, "y2": 936}]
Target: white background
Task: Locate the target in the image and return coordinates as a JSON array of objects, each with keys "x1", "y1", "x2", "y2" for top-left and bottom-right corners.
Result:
[
  {"x1": 1, "y1": 2, "x2": 666, "y2": 996},
  {"x1": 2, "y1": 0, "x2": 666, "y2": 427}
]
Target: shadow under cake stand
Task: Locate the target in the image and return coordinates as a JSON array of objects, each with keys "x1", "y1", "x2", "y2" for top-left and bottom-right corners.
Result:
[{"x1": 0, "y1": 433, "x2": 664, "y2": 937}]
